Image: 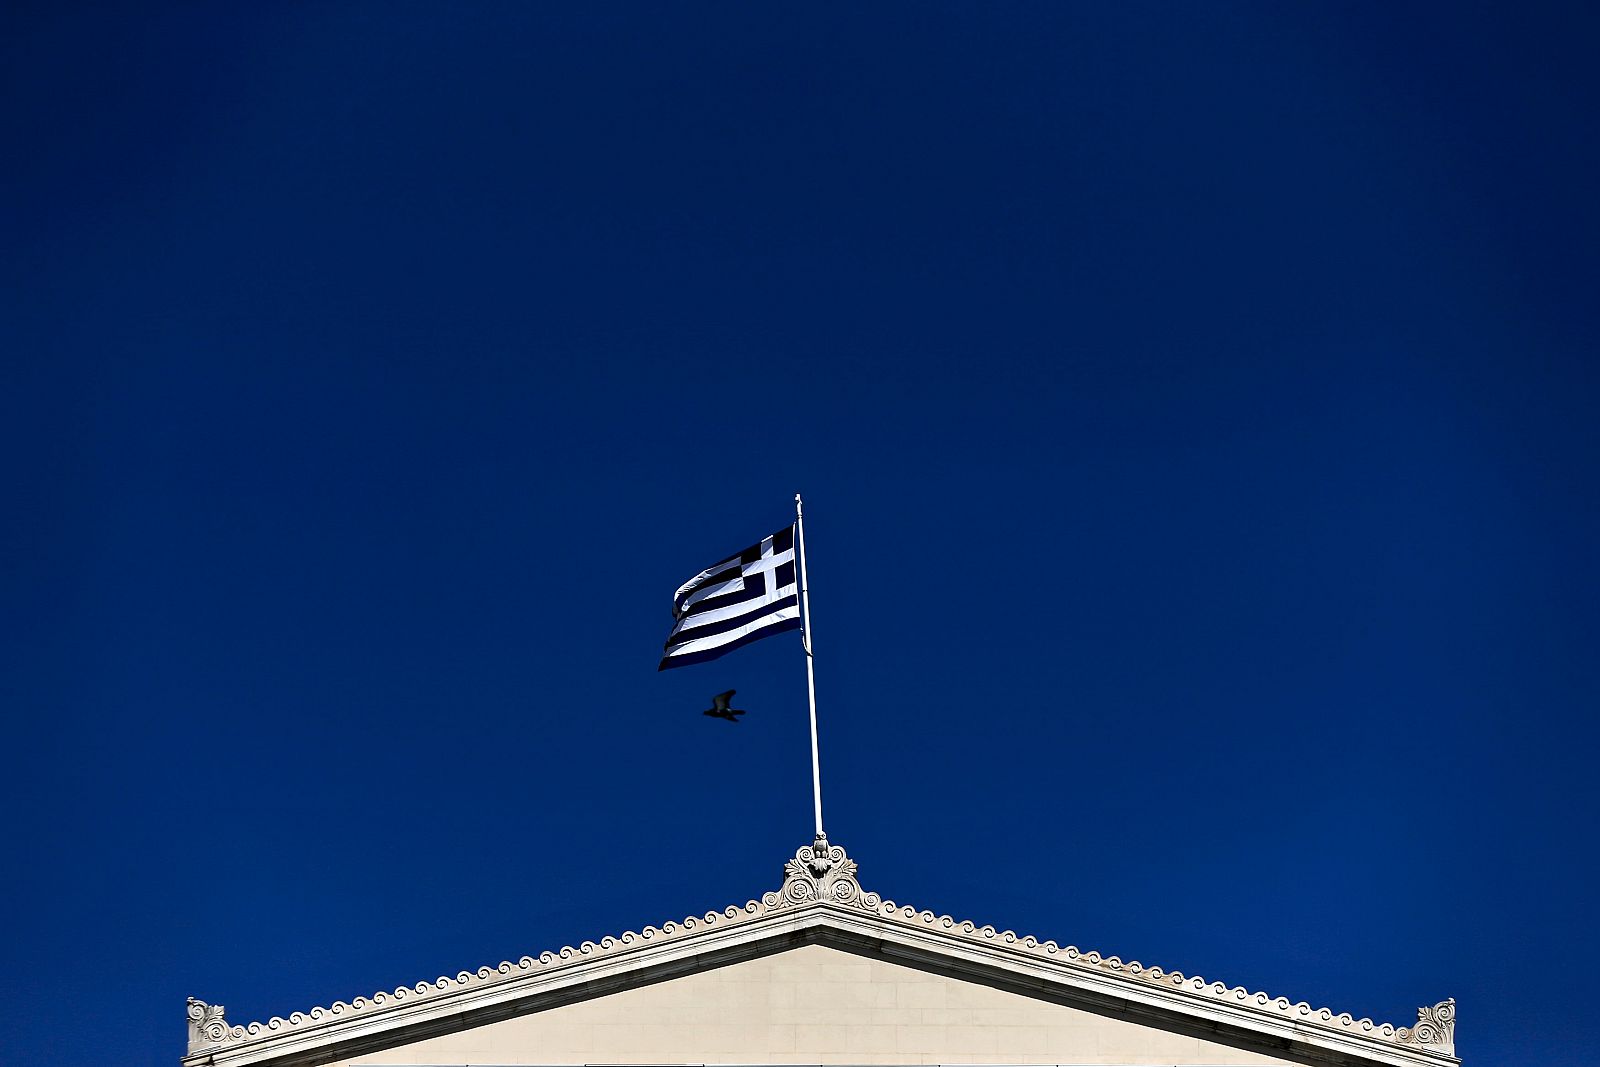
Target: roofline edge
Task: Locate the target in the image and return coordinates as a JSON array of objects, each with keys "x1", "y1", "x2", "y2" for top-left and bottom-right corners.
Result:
[{"x1": 184, "y1": 838, "x2": 1457, "y2": 1067}]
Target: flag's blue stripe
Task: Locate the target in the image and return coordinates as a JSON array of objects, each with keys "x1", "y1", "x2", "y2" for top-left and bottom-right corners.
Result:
[{"x1": 657, "y1": 616, "x2": 802, "y2": 671}]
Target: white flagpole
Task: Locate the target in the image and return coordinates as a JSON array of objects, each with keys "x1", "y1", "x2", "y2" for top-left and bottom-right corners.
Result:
[{"x1": 795, "y1": 493, "x2": 824, "y2": 839}]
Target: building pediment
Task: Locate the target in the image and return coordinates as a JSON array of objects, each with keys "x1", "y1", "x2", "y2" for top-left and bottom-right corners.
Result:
[{"x1": 185, "y1": 838, "x2": 1456, "y2": 1067}]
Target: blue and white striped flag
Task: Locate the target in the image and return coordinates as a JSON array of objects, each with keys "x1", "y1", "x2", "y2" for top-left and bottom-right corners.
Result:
[{"x1": 659, "y1": 525, "x2": 801, "y2": 670}]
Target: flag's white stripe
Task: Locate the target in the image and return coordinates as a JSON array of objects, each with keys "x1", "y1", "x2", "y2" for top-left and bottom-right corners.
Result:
[
  {"x1": 669, "y1": 581, "x2": 797, "y2": 635},
  {"x1": 742, "y1": 545, "x2": 794, "y2": 571},
  {"x1": 673, "y1": 558, "x2": 739, "y2": 603},
  {"x1": 664, "y1": 604, "x2": 800, "y2": 658}
]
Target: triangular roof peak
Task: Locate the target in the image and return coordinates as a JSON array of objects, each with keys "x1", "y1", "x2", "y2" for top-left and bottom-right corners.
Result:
[{"x1": 186, "y1": 837, "x2": 1457, "y2": 1067}]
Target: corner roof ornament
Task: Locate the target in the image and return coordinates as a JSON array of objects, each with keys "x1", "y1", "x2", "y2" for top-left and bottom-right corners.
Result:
[
  {"x1": 1398, "y1": 998, "x2": 1456, "y2": 1055},
  {"x1": 187, "y1": 997, "x2": 229, "y2": 1055}
]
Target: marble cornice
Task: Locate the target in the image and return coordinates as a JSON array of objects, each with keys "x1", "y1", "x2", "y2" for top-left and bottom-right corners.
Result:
[{"x1": 185, "y1": 836, "x2": 1457, "y2": 1067}]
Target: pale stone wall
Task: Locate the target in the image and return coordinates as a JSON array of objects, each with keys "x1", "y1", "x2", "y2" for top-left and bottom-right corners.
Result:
[{"x1": 324, "y1": 945, "x2": 1297, "y2": 1066}]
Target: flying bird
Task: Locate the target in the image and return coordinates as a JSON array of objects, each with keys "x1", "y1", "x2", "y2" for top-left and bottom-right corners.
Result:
[{"x1": 702, "y1": 690, "x2": 746, "y2": 722}]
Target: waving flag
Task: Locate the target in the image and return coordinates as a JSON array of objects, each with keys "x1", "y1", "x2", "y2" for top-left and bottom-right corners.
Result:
[{"x1": 659, "y1": 525, "x2": 801, "y2": 670}]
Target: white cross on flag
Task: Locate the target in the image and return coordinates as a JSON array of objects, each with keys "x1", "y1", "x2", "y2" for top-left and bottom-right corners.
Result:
[{"x1": 659, "y1": 525, "x2": 801, "y2": 670}]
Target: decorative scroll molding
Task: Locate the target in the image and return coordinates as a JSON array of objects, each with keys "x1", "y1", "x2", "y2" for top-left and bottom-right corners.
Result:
[
  {"x1": 764, "y1": 834, "x2": 880, "y2": 910},
  {"x1": 1398, "y1": 998, "x2": 1456, "y2": 1055},
  {"x1": 187, "y1": 998, "x2": 229, "y2": 1053},
  {"x1": 185, "y1": 840, "x2": 1457, "y2": 1064}
]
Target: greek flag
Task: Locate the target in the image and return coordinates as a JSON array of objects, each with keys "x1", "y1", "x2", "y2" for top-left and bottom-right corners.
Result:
[{"x1": 659, "y1": 525, "x2": 802, "y2": 670}]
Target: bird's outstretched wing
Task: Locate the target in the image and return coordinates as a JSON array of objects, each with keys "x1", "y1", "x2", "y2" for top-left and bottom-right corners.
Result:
[{"x1": 713, "y1": 689, "x2": 736, "y2": 711}]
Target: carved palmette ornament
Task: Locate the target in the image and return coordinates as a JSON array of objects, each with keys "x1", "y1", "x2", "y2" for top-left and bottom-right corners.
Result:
[
  {"x1": 187, "y1": 997, "x2": 230, "y2": 1052},
  {"x1": 763, "y1": 835, "x2": 880, "y2": 910},
  {"x1": 1397, "y1": 998, "x2": 1455, "y2": 1054}
]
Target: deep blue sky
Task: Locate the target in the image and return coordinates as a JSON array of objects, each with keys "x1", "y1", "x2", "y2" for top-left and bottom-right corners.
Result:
[{"x1": 3, "y1": 4, "x2": 1597, "y2": 1065}]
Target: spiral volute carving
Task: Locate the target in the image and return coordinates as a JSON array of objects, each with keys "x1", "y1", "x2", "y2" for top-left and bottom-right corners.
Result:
[
  {"x1": 1398, "y1": 998, "x2": 1456, "y2": 1054},
  {"x1": 186, "y1": 998, "x2": 229, "y2": 1052},
  {"x1": 768, "y1": 835, "x2": 876, "y2": 914}
]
